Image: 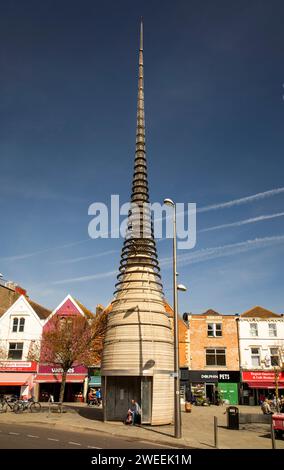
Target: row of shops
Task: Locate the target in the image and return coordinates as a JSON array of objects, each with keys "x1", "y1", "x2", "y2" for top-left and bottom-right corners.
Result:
[
  {"x1": 180, "y1": 369, "x2": 284, "y2": 405},
  {"x1": 0, "y1": 361, "x2": 101, "y2": 402},
  {"x1": 1, "y1": 360, "x2": 283, "y2": 405}
]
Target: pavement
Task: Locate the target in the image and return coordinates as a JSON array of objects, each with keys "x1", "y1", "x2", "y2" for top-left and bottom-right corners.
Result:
[{"x1": 0, "y1": 402, "x2": 283, "y2": 449}]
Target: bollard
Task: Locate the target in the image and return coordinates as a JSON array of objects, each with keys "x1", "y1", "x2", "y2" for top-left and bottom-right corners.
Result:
[
  {"x1": 214, "y1": 416, "x2": 218, "y2": 449},
  {"x1": 270, "y1": 415, "x2": 276, "y2": 449}
]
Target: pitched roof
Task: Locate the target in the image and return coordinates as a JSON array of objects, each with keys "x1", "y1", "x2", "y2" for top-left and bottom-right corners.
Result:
[
  {"x1": 0, "y1": 284, "x2": 51, "y2": 320},
  {"x1": 74, "y1": 299, "x2": 95, "y2": 319},
  {"x1": 0, "y1": 285, "x2": 20, "y2": 317},
  {"x1": 240, "y1": 306, "x2": 281, "y2": 318},
  {"x1": 202, "y1": 309, "x2": 221, "y2": 316},
  {"x1": 27, "y1": 299, "x2": 51, "y2": 320}
]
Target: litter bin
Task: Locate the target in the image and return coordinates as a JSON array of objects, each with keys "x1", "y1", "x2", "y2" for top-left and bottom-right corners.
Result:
[{"x1": 226, "y1": 406, "x2": 239, "y2": 430}]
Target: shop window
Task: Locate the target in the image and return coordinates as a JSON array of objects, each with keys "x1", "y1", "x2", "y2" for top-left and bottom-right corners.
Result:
[
  {"x1": 207, "y1": 323, "x2": 222, "y2": 337},
  {"x1": 250, "y1": 323, "x2": 258, "y2": 337},
  {"x1": 12, "y1": 318, "x2": 19, "y2": 332},
  {"x1": 8, "y1": 342, "x2": 23, "y2": 360},
  {"x1": 206, "y1": 348, "x2": 226, "y2": 366},
  {"x1": 251, "y1": 347, "x2": 260, "y2": 367},
  {"x1": 268, "y1": 324, "x2": 277, "y2": 337},
  {"x1": 270, "y1": 348, "x2": 279, "y2": 366}
]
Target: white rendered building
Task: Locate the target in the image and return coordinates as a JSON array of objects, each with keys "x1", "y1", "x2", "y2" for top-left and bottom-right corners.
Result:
[
  {"x1": 0, "y1": 285, "x2": 50, "y2": 398},
  {"x1": 237, "y1": 306, "x2": 284, "y2": 405}
]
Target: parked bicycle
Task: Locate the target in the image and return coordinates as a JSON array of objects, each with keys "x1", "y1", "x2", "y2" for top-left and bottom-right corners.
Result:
[
  {"x1": 88, "y1": 397, "x2": 102, "y2": 407},
  {"x1": 0, "y1": 395, "x2": 19, "y2": 413},
  {"x1": 13, "y1": 397, "x2": 41, "y2": 413}
]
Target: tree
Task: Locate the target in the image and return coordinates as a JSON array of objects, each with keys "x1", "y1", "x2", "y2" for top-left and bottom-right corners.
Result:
[
  {"x1": 0, "y1": 341, "x2": 7, "y2": 364},
  {"x1": 273, "y1": 344, "x2": 284, "y2": 412},
  {"x1": 27, "y1": 340, "x2": 41, "y2": 362},
  {"x1": 40, "y1": 311, "x2": 107, "y2": 402}
]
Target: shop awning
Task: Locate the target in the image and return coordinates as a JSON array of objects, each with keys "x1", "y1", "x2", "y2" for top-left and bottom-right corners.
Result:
[
  {"x1": 0, "y1": 373, "x2": 33, "y2": 386},
  {"x1": 35, "y1": 374, "x2": 86, "y2": 383},
  {"x1": 247, "y1": 381, "x2": 284, "y2": 389},
  {"x1": 88, "y1": 376, "x2": 101, "y2": 387}
]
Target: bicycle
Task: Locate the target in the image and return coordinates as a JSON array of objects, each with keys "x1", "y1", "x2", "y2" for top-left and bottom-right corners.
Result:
[
  {"x1": 13, "y1": 398, "x2": 41, "y2": 413},
  {"x1": 0, "y1": 395, "x2": 19, "y2": 413},
  {"x1": 88, "y1": 397, "x2": 101, "y2": 407}
]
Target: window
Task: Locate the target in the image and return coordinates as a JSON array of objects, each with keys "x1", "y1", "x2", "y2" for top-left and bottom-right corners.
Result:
[
  {"x1": 269, "y1": 324, "x2": 277, "y2": 337},
  {"x1": 206, "y1": 348, "x2": 226, "y2": 366},
  {"x1": 270, "y1": 348, "x2": 279, "y2": 366},
  {"x1": 12, "y1": 317, "x2": 25, "y2": 333},
  {"x1": 19, "y1": 318, "x2": 25, "y2": 332},
  {"x1": 251, "y1": 347, "x2": 260, "y2": 367},
  {"x1": 8, "y1": 343, "x2": 23, "y2": 360},
  {"x1": 12, "y1": 318, "x2": 18, "y2": 332},
  {"x1": 207, "y1": 323, "x2": 222, "y2": 337},
  {"x1": 250, "y1": 323, "x2": 258, "y2": 337}
]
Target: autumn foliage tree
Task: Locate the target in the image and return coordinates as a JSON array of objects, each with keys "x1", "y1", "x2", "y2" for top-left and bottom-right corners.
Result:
[{"x1": 41, "y1": 311, "x2": 107, "y2": 402}]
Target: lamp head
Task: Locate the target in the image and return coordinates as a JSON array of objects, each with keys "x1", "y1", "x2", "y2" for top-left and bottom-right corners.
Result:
[
  {"x1": 163, "y1": 198, "x2": 175, "y2": 207},
  {"x1": 177, "y1": 284, "x2": 187, "y2": 292}
]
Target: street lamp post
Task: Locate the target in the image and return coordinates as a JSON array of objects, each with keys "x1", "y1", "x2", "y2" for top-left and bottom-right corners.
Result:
[{"x1": 164, "y1": 198, "x2": 187, "y2": 439}]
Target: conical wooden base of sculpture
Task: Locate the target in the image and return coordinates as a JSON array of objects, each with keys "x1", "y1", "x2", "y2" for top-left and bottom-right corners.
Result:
[{"x1": 102, "y1": 266, "x2": 174, "y2": 425}]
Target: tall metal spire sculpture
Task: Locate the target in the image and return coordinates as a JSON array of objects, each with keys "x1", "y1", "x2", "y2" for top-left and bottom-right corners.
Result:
[{"x1": 101, "y1": 20, "x2": 174, "y2": 426}]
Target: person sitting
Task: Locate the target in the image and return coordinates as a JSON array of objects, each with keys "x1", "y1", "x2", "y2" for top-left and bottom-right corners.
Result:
[
  {"x1": 261, "y1": 398, "x2": 273, "y2": 414},
  {"x1": 129, "y1": 399, "x2": 141, "y2": 425},
  {"x1": 124, "y1": 409, "x2": 133, "y2": 425}
]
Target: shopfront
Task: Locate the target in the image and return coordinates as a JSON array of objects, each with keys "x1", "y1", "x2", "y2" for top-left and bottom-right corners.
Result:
[
  {"x1": 241, "y1": 371, "x2": 284, "y2": 406},
  {"x1": 35, "y1": 364, "x2": 88, "y2": 402},
  {"x1": 187, "y1": 370, "x2": 240, "y2": 405},
  {"x1": 0, "y1": 361, "x2": 37, "y2": 399}
]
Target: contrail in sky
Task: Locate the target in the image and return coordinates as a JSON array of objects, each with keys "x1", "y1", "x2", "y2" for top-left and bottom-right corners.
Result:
[
  {"x1": 200, "y1": 212, "x2": 284, "y2": 233},
  {"x1": 1, "y1": 187, "x2": 284, "y2": 262},
  {"x1": 197, "y1": 187, "x2": 284, "y2": 213},
  {"x1": 51, "y1": 235, "x2": 284, "y2": 284}
]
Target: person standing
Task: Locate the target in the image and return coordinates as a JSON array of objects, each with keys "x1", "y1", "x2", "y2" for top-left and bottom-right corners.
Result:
[{"x1": 95, "y1": 388, "x2": 102, "y2": 405}]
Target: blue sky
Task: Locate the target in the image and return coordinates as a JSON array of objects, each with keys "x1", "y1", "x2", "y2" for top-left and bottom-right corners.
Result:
[{"x1": 0, "y1": 0, "x2": 284, "y2": 315}]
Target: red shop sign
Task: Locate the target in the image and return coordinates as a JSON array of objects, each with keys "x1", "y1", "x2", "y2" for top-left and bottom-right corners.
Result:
[
  {"x1": 0, "y1": 361, "x2": 38, "y2": 372},
  {"x1": 242, "y1": 371, "x2": 284, "y2": 383}
]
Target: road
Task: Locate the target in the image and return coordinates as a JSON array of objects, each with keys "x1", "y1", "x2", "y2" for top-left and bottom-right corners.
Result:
[{"x1": 0, "y1": 423, "x2": 176, "y2": 449}]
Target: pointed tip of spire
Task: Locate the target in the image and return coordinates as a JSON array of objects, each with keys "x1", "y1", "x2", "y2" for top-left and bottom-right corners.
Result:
[{"x1": 140, "y1": 18, "x2": 143, "y2": 51}]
